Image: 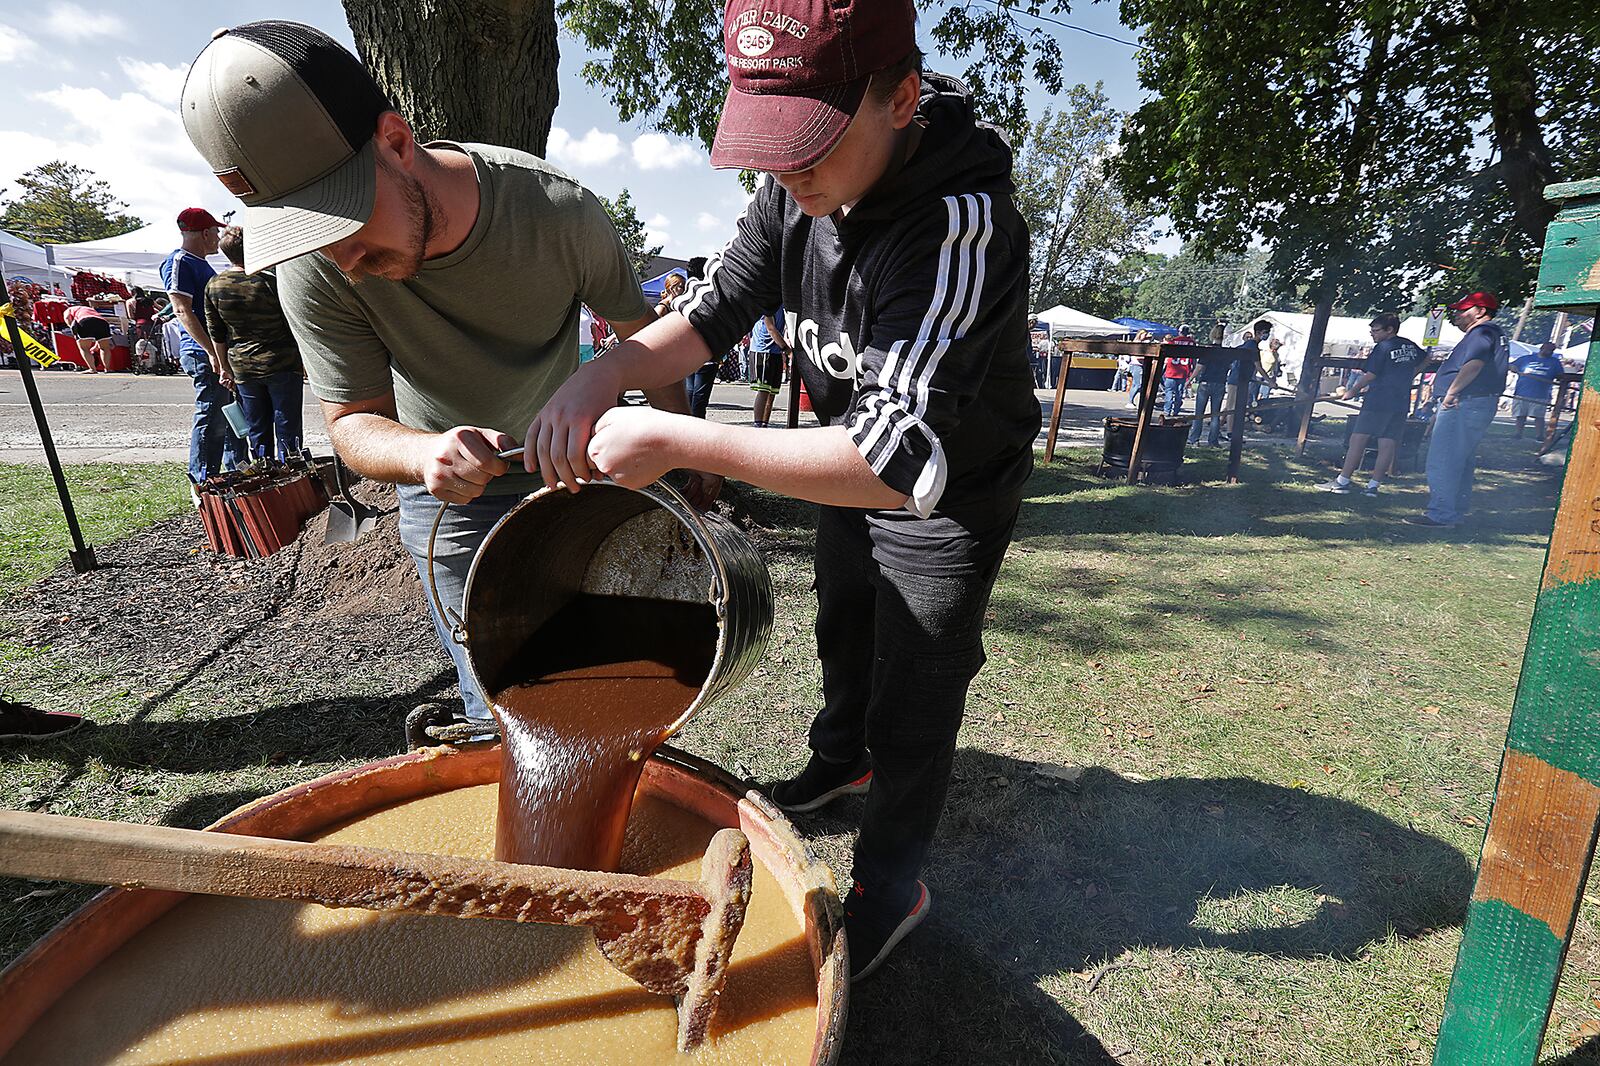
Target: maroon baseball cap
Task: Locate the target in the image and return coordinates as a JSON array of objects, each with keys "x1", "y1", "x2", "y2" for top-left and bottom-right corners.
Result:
[
  {"x1": 176, "y1": 207, "x2": 223, "y2": 232},
  {"x1": 711, "y1": 0, "x2": 917, "y2": 173},
  {"x1": 1449, "y1": 291, "x2": 1500, "y2": 313}
]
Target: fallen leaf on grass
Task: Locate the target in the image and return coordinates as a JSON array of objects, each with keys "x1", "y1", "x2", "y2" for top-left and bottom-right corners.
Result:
[
  {"x1": 1572, "y1": 1019, "x2": 1600, "y2": 1045},
  {"x1": 1460, "y1": 815, "x2": 1484, "y2": 827},
  {"x1": 1420, "y1": 705, "x2": 1441, "y2": 715},
  {"x1": 1033, "y1": 764, "x2": 1085, "y2": 785}
]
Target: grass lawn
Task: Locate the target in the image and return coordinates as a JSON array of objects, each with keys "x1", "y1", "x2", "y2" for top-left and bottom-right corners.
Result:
[
  {"x1": 0, "y1": 463, "x2": 190, "y2": 597},
  {"x1": 3, "y1": 429, "x2": 1598, "y2": 1064}
]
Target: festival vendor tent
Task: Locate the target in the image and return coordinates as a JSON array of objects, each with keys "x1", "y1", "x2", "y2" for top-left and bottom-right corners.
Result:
[
  {"x1": 1225, "y1": 310, "x2": 1468, "y2": 385},
  {"x1": 1032, "y1": 304, "x2": 1123, "y2": 389},
  {"x1": 1033, "y1": 304, "x2": 1124, "y2": 338},
  {"x1": 48, "y1": 224, "x2": 229, "y2": 290},
  {"x1": 1112, "y1": 316, "x2": 1177, "y2": 337},
  {"x1": 0, "y1": 230, "x2": 70, "y2": 289}
]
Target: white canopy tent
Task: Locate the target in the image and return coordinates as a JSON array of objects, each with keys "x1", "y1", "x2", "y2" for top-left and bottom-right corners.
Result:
[
  {"x1": 1226, "y1": 310, "x2": 1469, "y2": 384},
  {"x1": 0, "y1": 230, "x2": 71, "y2": 289},
  {"x1": 1032, "y1": 303, "x2": 1123, "y2": 338},
  {"x1": 47, "y1": 224, "x2": 229, "y2": 289}
]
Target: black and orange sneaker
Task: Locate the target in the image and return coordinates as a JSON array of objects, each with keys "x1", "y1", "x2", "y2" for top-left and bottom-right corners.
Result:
[
  {"x1": 766, "y1": 752, "x2": 872, "y2": 814},
  {"x1": 846, "y1": 879, "x2": 931, "y2": 982}
]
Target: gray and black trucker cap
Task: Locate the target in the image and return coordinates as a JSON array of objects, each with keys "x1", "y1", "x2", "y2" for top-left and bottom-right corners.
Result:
[{"x1": 181, "y1": 21, "x2": 392, "y2": 273}]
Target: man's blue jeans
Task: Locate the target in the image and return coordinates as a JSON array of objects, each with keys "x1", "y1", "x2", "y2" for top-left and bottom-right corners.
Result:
[
  {"x1": 396, "y1": 484, "x2": 524, "y2": 722},
  {"x1": 181, "y1": 354, "x2": 243, "y2": 481},
  {"x1": 1161, "y1": 377, "x2": 1183, "y2": 416},
  {"x1": 1424, "y1": 395, "x2": 1498, "y2": 525},
  {"x1": 1188, "y1": 381, "x2": 1225, "y2": 444},
  {"x1": 235, "y1": 370, "x2": 305, "y2": 460}
]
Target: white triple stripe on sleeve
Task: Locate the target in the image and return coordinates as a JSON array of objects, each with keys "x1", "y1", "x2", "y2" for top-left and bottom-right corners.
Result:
[{"x1": 854, "y1": 193, "x2": 993, "y2": 475}]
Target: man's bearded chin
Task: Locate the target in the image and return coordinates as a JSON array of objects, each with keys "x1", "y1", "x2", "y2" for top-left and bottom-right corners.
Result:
[{"x1": 347, "y1": 168, "x2": 435, "y2": 283}]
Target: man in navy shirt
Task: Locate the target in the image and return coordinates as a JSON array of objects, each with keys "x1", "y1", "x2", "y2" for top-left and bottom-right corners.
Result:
[
  {"x1": 1406, "y1": 292, "x2": 1509, "y2": 527},
  {"x1": 1510, "y1": 341, "x2": 1564, "y2": 439},
  {"x1": 161, "y1": 207, "x2": 242, "y2": 483},
  {"x1": 1315, "y1": 313, "x2": 1427, "y2": 496}
]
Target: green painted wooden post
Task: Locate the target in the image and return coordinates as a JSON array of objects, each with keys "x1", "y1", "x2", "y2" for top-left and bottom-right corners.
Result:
[{"x1": 1434, "y1": 178, "x2": 1600, "y2": 1065}]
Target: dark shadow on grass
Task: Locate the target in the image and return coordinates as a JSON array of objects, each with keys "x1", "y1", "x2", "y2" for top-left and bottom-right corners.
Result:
[
  {"x1": 2, "y1": 668, "x2": 457, "y2": 780},
  {"x1": 1552, "y1": 1037, "x2": 1600, "y2": 1064},
  {"x1": 800, "y1": 751, "x2": 1471, "y2": 1064},
  {"x1": 1024, "y1": 423, "x2": 1559, "y2": 549},
  {"x1": 982, "y1": 573, "x2": 1332, "y2": 658}
]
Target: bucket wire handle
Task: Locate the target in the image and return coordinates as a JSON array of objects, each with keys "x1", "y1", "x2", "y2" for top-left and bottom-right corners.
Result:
[{"x1": 422, "y1": 447, "x2": 528, "y2": 645}]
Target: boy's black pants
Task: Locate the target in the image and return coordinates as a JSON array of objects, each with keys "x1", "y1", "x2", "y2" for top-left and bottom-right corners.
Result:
[{"x1": 808, "y1": 503, "x2": 1014, "y2": 910}]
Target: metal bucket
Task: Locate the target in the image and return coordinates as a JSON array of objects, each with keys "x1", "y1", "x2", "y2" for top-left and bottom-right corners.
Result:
[
  {"x1": 428, "y1": 471, "x2": 773, "y2": 737},
  {"x1": 0, "y1": 745, "x2": 848, "y2": 1064}
]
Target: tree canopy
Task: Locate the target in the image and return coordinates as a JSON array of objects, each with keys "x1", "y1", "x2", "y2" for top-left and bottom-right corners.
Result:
[
  {"x1": 0, "y1": 161, "x2": 143, "y2": 245},
  {"x1": 597, "y1": 188, "x2": 662, "y2": 278},
  {"x1": 1014, "y1": 84, "x2": 1152, "y2": 317},
  {"x1": 1114, "y1": 0, "x2": 1597, "y2": 308}
]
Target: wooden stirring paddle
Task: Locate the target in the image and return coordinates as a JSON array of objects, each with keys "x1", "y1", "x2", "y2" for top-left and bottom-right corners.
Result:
[{"x1": 0, "y1": 810, "x2": 752, "y2": 1052}]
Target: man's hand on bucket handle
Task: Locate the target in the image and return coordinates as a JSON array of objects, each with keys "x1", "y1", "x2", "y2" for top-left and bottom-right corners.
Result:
[{"x1": 423, "y1": 427, "x2": 515, "y2": 504}]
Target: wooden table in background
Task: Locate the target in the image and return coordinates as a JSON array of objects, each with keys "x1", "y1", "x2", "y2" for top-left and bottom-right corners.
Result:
[{"x1": 1046, "y1": 340, "x2": 1245, "y2": 483}]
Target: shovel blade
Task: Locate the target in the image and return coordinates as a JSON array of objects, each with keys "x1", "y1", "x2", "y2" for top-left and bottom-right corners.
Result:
[{"x1": 323, "y1": 499, "x2": 379, "y2": 544}]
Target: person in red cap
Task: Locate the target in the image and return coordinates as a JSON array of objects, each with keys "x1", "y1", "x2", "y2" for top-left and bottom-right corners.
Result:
[
  {"x1": 161, "y1": 206, "x2": 241, "y2": 484},
  {"x1": 1405, "y1": 291, "x2": 1510, "y2": 527},
  {"x1": 531, "y1": 0, "x2": 1040, "y2": 979}
]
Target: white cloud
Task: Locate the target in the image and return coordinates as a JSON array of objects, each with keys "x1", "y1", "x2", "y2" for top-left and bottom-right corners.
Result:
[
  {"x1": 632, "y1": 132, "x2": 703, "y2": 171},
  {"x1": 12, "y1": 80, "x2": 230, "y2": 230},
  {"x1": 37, "y1": 3, "x2": 127, "y2": 41},
  {"x1": 695, "y1": 212, "x2": 723, "y2": 232},
  {"x1": 0, "y1": 24, "x2": 33, "y2": 64},
  {"x1": 118, "y1": 58, "x2": 188, "y2": 106},
  {"x1": 644, "y1": 213, "x2": 672, "y2": 248},
  {"x1": 546, "y1": 126, "x2": 622, "y2": 168}
]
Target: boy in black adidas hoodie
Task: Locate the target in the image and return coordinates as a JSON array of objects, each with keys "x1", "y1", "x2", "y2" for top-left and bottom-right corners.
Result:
[{"x1": 529, "y1": 0, "x2": 1039, "y2": 979}]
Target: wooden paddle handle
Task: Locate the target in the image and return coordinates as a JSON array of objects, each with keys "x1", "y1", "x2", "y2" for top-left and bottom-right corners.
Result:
[{"x1": 0, "y1": 809, "x2": 710, "y2": 932}]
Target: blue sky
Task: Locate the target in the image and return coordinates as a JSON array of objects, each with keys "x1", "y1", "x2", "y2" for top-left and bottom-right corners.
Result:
[{"x1": 0, "y1": 2, "x2": 1152, "y2": 259}]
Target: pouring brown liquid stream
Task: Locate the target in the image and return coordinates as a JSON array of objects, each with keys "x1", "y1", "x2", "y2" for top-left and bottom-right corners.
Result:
[{"x1": 489, "y1": 594, "x2": 718, "y2": 871}]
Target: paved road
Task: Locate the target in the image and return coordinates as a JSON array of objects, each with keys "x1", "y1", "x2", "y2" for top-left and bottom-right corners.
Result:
[{"x1": 1, "y1": 368, "x2": 1134, "y2": 464}]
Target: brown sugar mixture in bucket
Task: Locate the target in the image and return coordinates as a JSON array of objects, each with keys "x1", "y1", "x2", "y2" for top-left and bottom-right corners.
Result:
[{"x1": 489, "y1": 594, "x2": 718, "y2": 871}]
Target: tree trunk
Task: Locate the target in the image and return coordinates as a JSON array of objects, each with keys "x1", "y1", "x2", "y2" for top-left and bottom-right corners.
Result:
[
  {"x1": 1466, "y1": 0, "x2": 1560, "y2": 242},
  {"x1": 340, "y1": 0, "x2": 559, "y2": 158}
]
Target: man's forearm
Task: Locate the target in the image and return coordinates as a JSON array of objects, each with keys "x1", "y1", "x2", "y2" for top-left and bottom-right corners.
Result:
[
  {"x1": 599, "y1": 312, "x2": 717, "y2": 390},
  {"x1": 177, "y1": 311, "x2": 216, "y2": 362},
  {"x1": 1447, "y1": 361, "x2": 1485, "y2": 397},
  {"x1": 327, "y1": 411, "x2": 432, "y2": 484},
  {"x1": 1345, "y1": 372, "x2": 1377, "y2": 396}
]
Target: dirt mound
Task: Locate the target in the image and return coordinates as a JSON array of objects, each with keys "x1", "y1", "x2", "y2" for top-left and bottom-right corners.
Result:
[{"x1": 293, "y1": 481, "x2": 423, "y2": 619}]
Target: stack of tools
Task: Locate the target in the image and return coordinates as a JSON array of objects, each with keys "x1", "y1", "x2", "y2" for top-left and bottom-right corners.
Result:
[{"x1": 195, "y1": 454, "x2": 329, "y2": 559}]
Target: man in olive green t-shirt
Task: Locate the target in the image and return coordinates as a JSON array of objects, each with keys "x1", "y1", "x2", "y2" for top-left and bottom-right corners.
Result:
[{"x1": 180, "y1": 22, "x2": 699, "y2": 731}]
